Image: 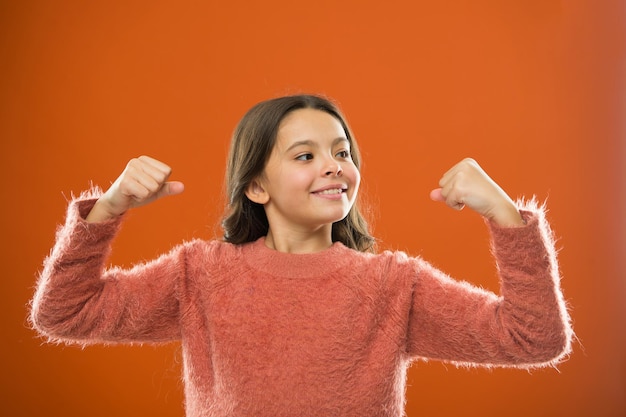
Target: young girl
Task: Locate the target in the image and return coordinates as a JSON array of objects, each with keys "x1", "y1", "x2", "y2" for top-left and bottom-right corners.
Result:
[{"x1": 30, "y1": 94, "x2": 572, "y2": 417}]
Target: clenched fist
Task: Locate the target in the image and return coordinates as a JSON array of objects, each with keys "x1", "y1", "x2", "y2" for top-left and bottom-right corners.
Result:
[
  {"x1": 430, "y1": 158, "x2": 524, "y2": 227},
  {"x1": 86, "y1": 156, "x2": 184, "y2": 223}
]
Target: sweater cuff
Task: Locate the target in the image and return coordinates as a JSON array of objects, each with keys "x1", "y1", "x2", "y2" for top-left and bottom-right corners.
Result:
[
  {"x1": 63, "y1": 188, "x2": 125, "y2": 245},
  {"x1": 486, "y1": 198, "x2": 556, "y2": 270}
]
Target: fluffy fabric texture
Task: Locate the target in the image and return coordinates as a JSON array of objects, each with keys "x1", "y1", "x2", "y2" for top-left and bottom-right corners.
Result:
[{"x1": 30, "y1": 193, "x2": 572, "y2": 417}]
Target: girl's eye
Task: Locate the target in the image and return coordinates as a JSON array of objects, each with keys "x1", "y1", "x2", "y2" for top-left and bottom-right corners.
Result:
[
  {"x1": 296, "y1": 153, "x2": 313, "y2": 161},
  {"x1": 336, "y1": 150, "x2": 351, "y2": 159}
]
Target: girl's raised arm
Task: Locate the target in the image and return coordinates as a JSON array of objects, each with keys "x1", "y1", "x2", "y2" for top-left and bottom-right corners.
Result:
[
  {"x1": 31, "y1": 156, "x2": 187, "y2": 344},
  {"x1": 407, "y1": 158, "x2": 572, "y2": 366},
  {"x1": 86, "y1": 155, "x2": 184, "y2": 222}
]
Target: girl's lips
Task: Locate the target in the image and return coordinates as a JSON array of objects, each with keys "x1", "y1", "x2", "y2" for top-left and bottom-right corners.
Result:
[
  {"x1": 314, "y1": 188, "x2": 344, "y2": 195},
  {"x1": 311, "y1": 184, "x2": 347, "y2": 194},
  {"x1": 311, "y1": 186, "x2": 347, "y2": 200}
]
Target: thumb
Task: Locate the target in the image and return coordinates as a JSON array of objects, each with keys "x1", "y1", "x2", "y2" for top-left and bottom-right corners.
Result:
[
  {"x1": 157, "y1": 181, "x2": 185, "y2": 199},
  {"x1": 430, "y1": 188, "x2": 444, "y2": 202}
]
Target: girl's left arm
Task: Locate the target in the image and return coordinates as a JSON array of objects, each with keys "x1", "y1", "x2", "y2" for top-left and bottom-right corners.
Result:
[
  {"x1": 406, "y1": 159, "x2": 573, "y2": 367},
  {"x1": 406, "y1": 201, "x2": 573, "y2": 367}
]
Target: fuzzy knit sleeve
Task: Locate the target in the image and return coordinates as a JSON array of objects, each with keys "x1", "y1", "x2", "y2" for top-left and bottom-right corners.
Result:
[
  {"x1": 405, "y1": 199, "x2": 573, "y2": 368},
  {"x1": 30, "y1": 191, "x2": 187, "y2": 345}
]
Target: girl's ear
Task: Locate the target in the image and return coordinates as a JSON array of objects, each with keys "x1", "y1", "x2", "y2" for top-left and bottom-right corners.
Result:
[{"x1": 245, "y1": 179, "x2": 270, "y2": 205}]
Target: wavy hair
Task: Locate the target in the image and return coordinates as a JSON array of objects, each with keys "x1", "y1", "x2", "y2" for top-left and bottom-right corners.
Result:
[{"x1": 222, "y1": 94, "x2": 375, "y2": 252}]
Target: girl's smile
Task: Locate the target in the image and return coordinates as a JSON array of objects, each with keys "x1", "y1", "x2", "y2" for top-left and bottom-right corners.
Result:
[{"x1": 311, "y1": 184, "x2": 348, "y2": 199}]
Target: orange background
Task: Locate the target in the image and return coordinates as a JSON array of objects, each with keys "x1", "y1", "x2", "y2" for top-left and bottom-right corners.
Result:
[{"x1": 1, "y1": 1, "x2": 624, "y2": 416}]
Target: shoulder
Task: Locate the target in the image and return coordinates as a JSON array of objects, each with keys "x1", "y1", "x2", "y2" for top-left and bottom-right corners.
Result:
[
  {"x1": 179, "y1": 238, "x2": 244, "y2": 264},
  {"x1": 173, "y1": 239, "x2": 250, "y2": 290},
  {"x1": 334, "y1": 244, "x2": 422, "y2": 275},
  {"x1": 344, "y1": 246, "x2": 431, "y2": 291},
  {"x1": 360, "y1": 247, "x2": 427, "y2": 274}
]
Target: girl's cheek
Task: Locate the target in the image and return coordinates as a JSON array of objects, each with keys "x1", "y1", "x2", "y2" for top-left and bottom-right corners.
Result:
[
  {"x1": 348, "y1": 164, "x2": 361, "y2": 185},
  {"x1": 290, "y1": 169, "x2": 314, "y2": 187}
]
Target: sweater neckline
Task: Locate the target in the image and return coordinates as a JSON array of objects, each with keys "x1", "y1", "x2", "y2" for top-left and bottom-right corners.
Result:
[{"x1": 241, "y1": 237, "x2": 354, "y2": 279}]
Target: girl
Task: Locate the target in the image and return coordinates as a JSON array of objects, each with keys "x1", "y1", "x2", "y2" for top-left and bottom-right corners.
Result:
[{"x1": 30, "y1": 94, "x2": 572, "y2": 417}]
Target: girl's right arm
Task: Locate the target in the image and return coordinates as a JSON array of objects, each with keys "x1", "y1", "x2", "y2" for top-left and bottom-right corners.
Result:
[{"x1": 30, "y1": 156, "x2": 186, "y2": 345}]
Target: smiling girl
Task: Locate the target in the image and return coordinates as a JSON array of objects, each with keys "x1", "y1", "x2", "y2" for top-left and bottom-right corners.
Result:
[{"x1": 30, "y1": 94, "x2": 572, "y2": 417}]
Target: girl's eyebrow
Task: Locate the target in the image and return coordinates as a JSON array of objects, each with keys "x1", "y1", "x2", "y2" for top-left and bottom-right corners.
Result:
[{"x1": 285, "y1": 137, "x2": 349, "y2": 152}]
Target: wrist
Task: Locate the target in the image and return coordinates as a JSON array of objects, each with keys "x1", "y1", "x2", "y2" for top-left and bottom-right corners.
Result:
[
  {"x1": 488, "y1": 202, "x2": 525, "y2": 228},
  {"x1": 85, "y1": 199, "x2": 124, "y2": 223}
]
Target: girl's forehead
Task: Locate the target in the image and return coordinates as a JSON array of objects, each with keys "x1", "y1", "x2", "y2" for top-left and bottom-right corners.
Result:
[{"x1": 277, "y1": 108, "x2": 347, "y2": 144}]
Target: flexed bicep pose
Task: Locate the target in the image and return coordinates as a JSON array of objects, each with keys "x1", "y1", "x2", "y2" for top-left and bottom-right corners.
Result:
[{"x1": 30, "y1": 95, "x2": 572, "y2": 417}]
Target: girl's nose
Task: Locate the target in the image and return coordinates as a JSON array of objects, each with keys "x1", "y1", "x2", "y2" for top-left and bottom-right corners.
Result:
[{"x1": 324, "y1": 162, "x2": 343, "y2": 176}]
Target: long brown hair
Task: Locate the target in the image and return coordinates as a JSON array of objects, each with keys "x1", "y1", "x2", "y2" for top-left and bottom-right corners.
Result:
[{"x1": 222, "y1": 94, "x2": 375, "y2": 252}]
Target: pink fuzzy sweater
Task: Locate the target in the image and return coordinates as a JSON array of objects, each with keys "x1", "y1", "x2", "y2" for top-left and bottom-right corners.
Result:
[{"x1": 31, "y1": 196, "x2": 572, "y2": 417}]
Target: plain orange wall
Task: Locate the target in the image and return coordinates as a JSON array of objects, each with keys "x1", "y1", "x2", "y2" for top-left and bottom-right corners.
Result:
[{"x1": 1, "y1": 1, "x2": 624, "y2": 416}]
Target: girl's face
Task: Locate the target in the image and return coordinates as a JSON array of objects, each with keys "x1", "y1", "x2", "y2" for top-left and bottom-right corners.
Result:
[{"x1": 250, "y1": 108, "x2": 360, "y2": 235}]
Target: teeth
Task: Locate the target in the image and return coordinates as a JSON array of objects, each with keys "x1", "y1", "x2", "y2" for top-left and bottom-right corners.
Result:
[{"x1": 317, "y1": 188, "x2": 343, "y2": 195}]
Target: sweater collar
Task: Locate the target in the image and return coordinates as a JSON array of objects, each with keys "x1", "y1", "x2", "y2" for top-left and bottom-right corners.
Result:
[{"x1": 241, "y1": 237, "x2": 354, "y2": 279}]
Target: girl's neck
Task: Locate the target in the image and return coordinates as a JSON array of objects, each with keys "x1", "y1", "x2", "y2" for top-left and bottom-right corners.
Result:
[{"x1": 264, "y1": 227, "x2": 333, "y2": 254}]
